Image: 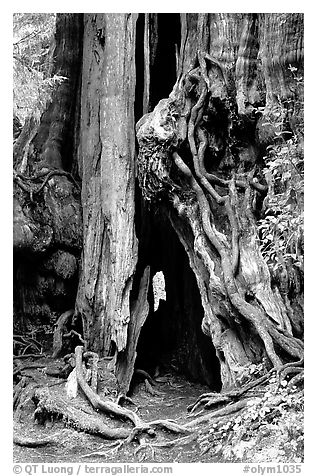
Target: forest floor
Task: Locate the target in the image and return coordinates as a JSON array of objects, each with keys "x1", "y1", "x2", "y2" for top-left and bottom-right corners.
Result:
[{"x1": 13, "y1": 355, "x2": 304, "y2": 464}]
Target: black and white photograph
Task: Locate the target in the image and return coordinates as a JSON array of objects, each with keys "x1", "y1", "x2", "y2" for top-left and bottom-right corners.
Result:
[{"x1": 11, "y1": 7, "x2": 305, "y2": 472}]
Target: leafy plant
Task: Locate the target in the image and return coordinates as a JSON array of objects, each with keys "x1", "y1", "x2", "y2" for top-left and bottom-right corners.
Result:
[
  {"x1": 198, "y1": 375, "x2": 304, "y2": 462},
  {"x1": 13, "y1": 13, "x2": 64, "y2": 123},
  {"x1": 258, "y1": 67, "x2": 304, "y2": 276}
]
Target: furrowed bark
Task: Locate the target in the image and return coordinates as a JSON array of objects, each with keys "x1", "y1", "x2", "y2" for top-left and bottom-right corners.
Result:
[
  {"x1": 13, "y1": 14, "x2": 83, "y2": 324},
  {"x1": 75, "y1": 14, "x2": 139, "y2": 363},
  {"x1": 136, "y1": 13, "x2": 304, "y2": 388}
]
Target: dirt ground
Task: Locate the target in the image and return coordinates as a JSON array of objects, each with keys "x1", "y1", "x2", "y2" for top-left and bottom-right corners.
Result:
[{"x1": 13, "y1": 357, "x2": 304, "y2": 464}]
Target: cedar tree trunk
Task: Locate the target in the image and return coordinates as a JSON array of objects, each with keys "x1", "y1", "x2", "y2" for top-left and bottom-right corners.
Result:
[
  {"x1": 136, "y1": 13, "x2": 304, "y2": 389},
  {"x1": 13, "y1": 13, "x2": 304, "y2": 394}
]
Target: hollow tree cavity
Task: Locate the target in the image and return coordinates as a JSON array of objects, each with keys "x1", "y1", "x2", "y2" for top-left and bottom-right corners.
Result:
[{"x1": 136, "y1": 13, "x2": 304, "y2": 389}]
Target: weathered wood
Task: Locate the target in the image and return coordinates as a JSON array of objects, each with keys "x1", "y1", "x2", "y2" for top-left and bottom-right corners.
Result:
[
  {"x1": 13, "y1": 14, "x2": 303, "y2": 398},
  {"x1": 32, "y1": 14, "x2": 84, "y2": 172},
  {"x1": 75, "y1": 14, "x2": 138, "y2": 356},
  {"x1": 75, "y1": 346, "x2": 143, "y2": 428},
  {"x1": 33, "y1": 386, "x2": 131, "y2": 440},
  {"x1": 13, "y1": 14, "x2": 83, "y2": 323},
  {"x1": 136, "y1": 13, "x2": 304, "y2": 388},
  {"x1": 116, "y1": 266, "x2": 150, "y2": 394}
]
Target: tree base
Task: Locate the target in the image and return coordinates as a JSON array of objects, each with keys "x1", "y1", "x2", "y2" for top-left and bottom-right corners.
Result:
[{"x1": 14, "y1": 345, "x2": 303, "y2": 463}]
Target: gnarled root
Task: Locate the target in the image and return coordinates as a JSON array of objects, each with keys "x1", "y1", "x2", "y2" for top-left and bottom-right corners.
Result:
[
  {"x1": 75, "y1": 346, "x2": 148, "y2": 429},
  {"x1": 274, "y1": 358, "x2": 304, "y2": 393},
  {"x1": 33, "y1": 386, "x2": 131, "y2": 440},
  {"x1": 188, "y1": 360, "x2": 304, "y2": 414},
  {"x1": 28, "y1": 346, "x2": 191, "y2": 446}
]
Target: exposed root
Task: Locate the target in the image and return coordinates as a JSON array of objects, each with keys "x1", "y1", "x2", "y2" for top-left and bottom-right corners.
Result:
[
  {"x1": 274, "y1": 358, "x2": 304, "y2": 392},
  {"x1": 288, "y1": 371, "x2": 304, "y2": 388},
  {"x1": 173, "y1": 150, "x2": 302, "y2": 368},
  {"x1": 185, "y1": 398, "x2": 251, "y2": 429},
  {"x1": 116, "y1": 394, "x2": 138, "y2": 408},
  {"x1": 33, "y1": 387, "x2": 131, "y2": 440},
  {"x1": 75, "y1": 346, "x2": 146, "y2": 429},
  {"x1": 134, "y1": 434, "x2": 197, "y2": 460},
  {"x1": 14, "y1": 343, "x2": 303, "y2": 454},
  {"x1": 148, "y1": 419, "x2": 191, "y2": 434},
  {"x1": 188, "y1": 360, "x2": 304, "y2": 414},
  {"x1": 13, "y1": 434, "x2": 58, "y2": 447},
  {"x1": 276, "y1": 358, "x2": 303, "y2": 382},
  {"x1": 19, "y1": 346, "x2": 193, "y2": 446},
  {"x1": 75, "y1": 346, "x2": 192, "y2": 440},
  {"x1": 188, "y1": 393, "x2": 232, "y2": 413},
  {"x1": 134, "y1": 368, "x2": 157, "y2": 387},
  {"x1": 144, "y1": 379, "x2": 165, "y2": 396}
]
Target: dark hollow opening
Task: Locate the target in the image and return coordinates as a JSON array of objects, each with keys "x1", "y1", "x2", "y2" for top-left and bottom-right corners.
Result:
[
  {"x1": 135, "y1": 212, "x2": 222, "y2": 391},
  {"x1": 149, "y1": 13, "x2": 181, "y2": 110},
  {"x1": 133, "y1": 13, "x2": 221, "y2": 391},
  {"x1": 135, "y1": 13, "x2": 145, "y2": 123},
  {"x1": 13, "y1": 250, "x2": 79, "y2": 336}
]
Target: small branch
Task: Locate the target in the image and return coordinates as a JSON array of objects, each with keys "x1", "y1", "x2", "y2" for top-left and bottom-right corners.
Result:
[{"x1": 14, "y1": 29, "x2": 41, "y2": 47}]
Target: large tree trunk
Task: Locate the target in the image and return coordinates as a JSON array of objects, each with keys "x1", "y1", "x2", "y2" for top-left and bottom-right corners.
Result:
[
  {"x1": 136, "y1": 13, "x2": 303, "y2": 389},
  {"x1": 74, "y1": 14, "x2": 140, "y2": 360},
  {"x1": 13, "y1": 14, "x2": 83, "y2": 326},
  {"x1": 13, "y1": 13, "x2": 304, "y2": 396}
]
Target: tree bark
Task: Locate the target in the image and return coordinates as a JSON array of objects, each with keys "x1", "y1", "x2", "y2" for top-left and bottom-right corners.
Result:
[
  {"x1": 74, "y1": 14, "x2": 140, "y2": 362},
  {"x1": 13, "y1": 13, "x2": 304, "y2": 395},
  {"x1": 13, "y1": 14, "x2": 83, "y2": 324},
  {"x1": 136, "y1": 13, "x2": 304, "y2": 389}
]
